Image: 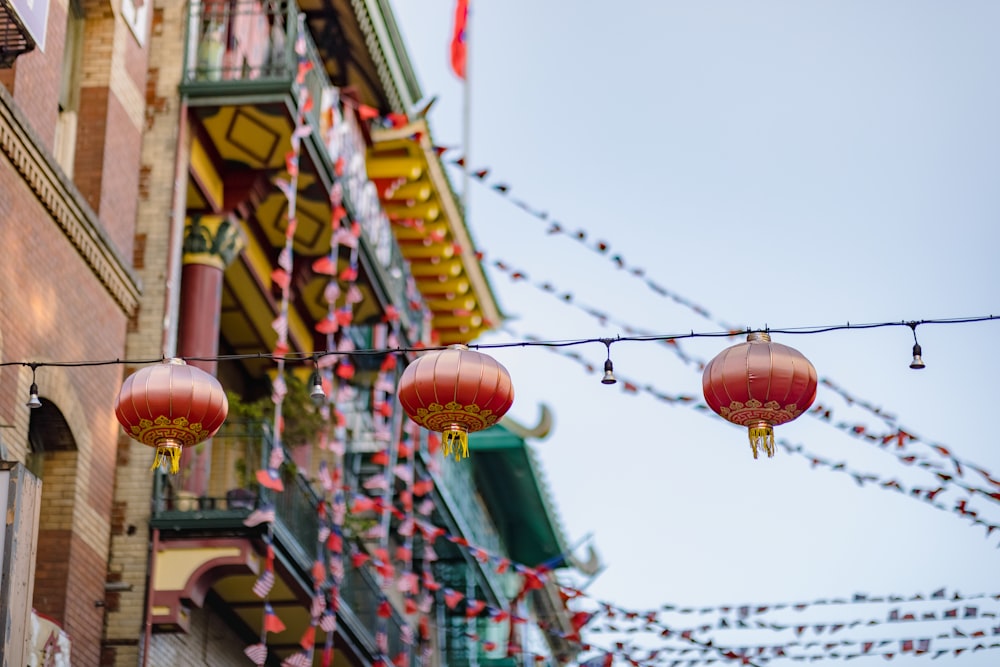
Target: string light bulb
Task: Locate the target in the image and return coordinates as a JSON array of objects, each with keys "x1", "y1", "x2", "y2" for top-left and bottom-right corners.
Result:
[
  {"x1": 601, "y1": 339, "x2": 617, "y2": 385},
  {"x1": 26, "y1": 364, "x2": 41, "y2": 409},
  {"x1": 908, "y1": 322, "x2": 926, "y2": 370},
  {"x1": 309, "y1": 368, "x2": 326, "y2": 405}
]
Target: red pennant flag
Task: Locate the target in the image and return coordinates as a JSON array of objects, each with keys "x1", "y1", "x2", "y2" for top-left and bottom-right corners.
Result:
[
  {"x1": 311, "y1": 559, "x2": 325, "y2": 582},
  {"x1": 521, "y1": 570, "x2": 544, "y2": 592},
  {"x1": 356, "y1": 104, "x2": 379, "y2": 121},
  {"x1": 465, "y1": 599, "x2": 486, "y2": 617},
  {"x1": 312, "y1": 255, "x2": 336, "y2": 276},
  {"x1": 386, "y1": 112, "x2": 409, "y2": 127},
  {"x1": 315, "y1": 316, "x2": 339, "y2": 335},
  {"x1": 449, "y1": 0, "x2": 468, "y2": 79},
  {"x1": 571, "y1": 611, "x2": 594, "y2": 631},
  {"x1": 444, "y1": 588, "x2": 465, "y2": 608},
  {"x1": 412, "y1": 479, "x2": 434, "y2": 496},
  {"x1": 256, "y1": 468, "x2": 284, "y2": 492},
  {"x1": 262, "y1": 603, "x2": 286, "y2": 634},
  {"x1": 300, "y1": 625, "x2": 316, "y2": 650},
  {"x1": 271, "y1": 268, "x2": 291, "y2": 290},
  {"x1": 423, "y1": 572, "x2": 442, "y2": 591}
]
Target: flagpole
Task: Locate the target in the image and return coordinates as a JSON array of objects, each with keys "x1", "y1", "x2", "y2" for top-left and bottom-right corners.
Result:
[
  {"x1": 461, "y1": 0, "x2": 471, "y2": 227},
  {"x1": 461, "y1": 17, "x2": 479, "y2": 667}
]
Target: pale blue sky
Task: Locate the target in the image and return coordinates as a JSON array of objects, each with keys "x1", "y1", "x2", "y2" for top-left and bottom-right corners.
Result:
[{"x1": 391, "y1": 3, "x2": 1000, "y2": 664}]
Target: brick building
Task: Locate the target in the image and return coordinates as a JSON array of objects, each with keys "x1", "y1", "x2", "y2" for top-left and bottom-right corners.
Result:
[
  {"x1": 0, "y1": 0, "x2": 596, "y2": 665},
  {"x1": 0, "y1": 0, "x2": 145, "y2": 663}
]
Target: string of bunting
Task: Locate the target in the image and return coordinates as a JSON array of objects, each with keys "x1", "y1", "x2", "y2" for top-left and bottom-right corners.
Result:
[
  {"x1": 586, "y1": 597, "x2": 1000, "y2": 638},
  {"x1": 338, "y1": 451, "x2": 769, "y2": 667},
  {"x1": 239, "y1": 15, "x2": 315, "y2": 666},
  {"x1": 233, "y1": 356, "x2": 998, "y2": 667},
  {"x1": 359, "y1": 107, "x2": 987, "y2": 493},
  {"x1": 611, "y1": 587, "x2": 1000, "y2": 619},
  {"x1": 437, "y1": 148, "x2": 744, "y2": 335},
  {"x1": 503, "y1": 326, "x2": 1000, "y2": 542},
  {"x1": 332, "y1": 463, "x2": 1000, "y2": 667},
  {"x1": 433, "y1": 148, "x2": 1000, "y2": 492},
  {"x1": 484, "y1": 255, "x2": 1000, "y2": 505},
  {"x1": 192, "y1": 89, "x2": 999, "y2": 665}
]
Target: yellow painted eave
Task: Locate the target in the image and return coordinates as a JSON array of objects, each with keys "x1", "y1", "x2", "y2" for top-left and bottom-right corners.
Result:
[{"x1": 369, "y1": 119, "x2": 502, "y2": 342}]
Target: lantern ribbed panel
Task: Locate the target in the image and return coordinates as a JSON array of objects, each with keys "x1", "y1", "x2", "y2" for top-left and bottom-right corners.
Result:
[
  {"x1": 702, "y1": 336, "x2": 817, "y2": 428},
  {"x1": 397, "y1": 346, "x2": 514, "y2": 435}
]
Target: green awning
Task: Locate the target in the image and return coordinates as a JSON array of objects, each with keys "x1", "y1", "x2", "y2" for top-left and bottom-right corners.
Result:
[{"x1": 468, "y1": 424, "x2": 567, "y2": 569}]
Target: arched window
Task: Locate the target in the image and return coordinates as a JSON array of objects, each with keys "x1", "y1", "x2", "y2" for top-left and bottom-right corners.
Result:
[{"x1": 27, "y1": 401, "x2": 79, "y2": 626}]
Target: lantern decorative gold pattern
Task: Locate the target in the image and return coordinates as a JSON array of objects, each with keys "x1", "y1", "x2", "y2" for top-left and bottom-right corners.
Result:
[
  {"x1": 397, "y1": 345, "x2": 515, "y2": 461},
  {"x1": 115, "y1": 358, "x2": 229, "y2": 473},
  {"x1": 702, "y1": 332, "x2": 818, "y2": 459}
]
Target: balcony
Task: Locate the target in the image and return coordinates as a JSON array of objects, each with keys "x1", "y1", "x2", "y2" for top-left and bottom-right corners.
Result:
[
  {"x1": 182, "y1": 0, "x2": 425, "y2": 372},
  {"x1": 150, "y1": 421, "x2": 413, "y2": 665}
]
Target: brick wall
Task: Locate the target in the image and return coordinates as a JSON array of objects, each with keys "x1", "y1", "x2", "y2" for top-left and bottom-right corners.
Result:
[
  {"x1": 0, "y1": 154, "x2": 130, "y2": 664},
  {"x1": 4, "y1": 0, "x2": 67, "y2": 149},
  {"x1": 103, "y1": 0, "x2": 187, "y2": 662},
  {"x1": 0, "y1": 0, "x2": 146, "y2": 661},
  {"x1": 144, "y1": 604, "x2": 251, "y2": 666},
  {"x1": 70, "y1": 0, "x2": 148, "y2": 259}
]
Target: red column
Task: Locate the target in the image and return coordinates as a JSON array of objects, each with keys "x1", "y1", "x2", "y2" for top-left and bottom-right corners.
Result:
[{"x1": 176, "y1": 215, "x2": 244, "y2": 497}]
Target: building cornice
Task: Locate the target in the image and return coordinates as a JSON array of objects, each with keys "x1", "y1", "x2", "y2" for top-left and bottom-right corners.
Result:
[
  {"x1": 0, "y1": 86, "x2": 141, "y2": 316},
  {"x1": 352, "y1": 0, "x2": 422, "y2": 112}
]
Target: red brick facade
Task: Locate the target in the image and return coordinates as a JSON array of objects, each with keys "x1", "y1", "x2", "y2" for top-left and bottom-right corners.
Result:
[{"x1": 0, "y1": 0, "x2": 147, "y2": 663}]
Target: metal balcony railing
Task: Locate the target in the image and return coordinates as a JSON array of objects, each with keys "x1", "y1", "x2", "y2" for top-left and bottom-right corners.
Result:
[
  {"x1": 183, "y1": 0, "x2": 324, "y2": 129},
  {"x1": 151, "y1": 419, "x2": 413, "y2": 662},
  {"x1": 341, "y1": 552, "x2": 414, "y2": 662}
]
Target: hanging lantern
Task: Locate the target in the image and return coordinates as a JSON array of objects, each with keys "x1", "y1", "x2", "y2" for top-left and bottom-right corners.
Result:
[
  {"x1": 397, "y1": 345, "x2": 514, "y2": 461},
  {"x1": 115, "y1": 358, "x2": 229, "y2": 473},
  {"x1": 702, "y1": 332, "x2": 817, "y2": 459}
]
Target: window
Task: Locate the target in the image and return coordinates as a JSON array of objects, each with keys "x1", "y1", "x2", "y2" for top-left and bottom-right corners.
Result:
[{"x1": 53, "y1": 0, "x2": 83, "y2": 177}]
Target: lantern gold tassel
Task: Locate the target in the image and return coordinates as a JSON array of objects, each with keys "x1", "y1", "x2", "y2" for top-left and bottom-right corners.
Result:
[
  {"x1": 151, "y1": 442, "x2": 183, "y2": 474},
  {"x1": 442, "y1": 427, "x2": 469, "y2": 462},
  {"x1": 748, "y1": 423, "x2": 775, "y2": 459}
]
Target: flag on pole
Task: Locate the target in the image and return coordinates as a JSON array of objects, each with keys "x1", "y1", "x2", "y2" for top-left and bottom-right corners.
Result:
[{"x1": 449, "y1": 0, "x2": 469, "y2": 79}]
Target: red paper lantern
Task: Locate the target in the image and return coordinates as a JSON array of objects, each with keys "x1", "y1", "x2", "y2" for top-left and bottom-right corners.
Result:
[
  {"x1": 702, "y1": 332, "x2": 817, "y2": 459},
  {"x1": 397, "y1": 345, "x2": 514, "y2": 461},
  {"x1": 115, "y1": 358, "x2": 229, "y2": 473}
]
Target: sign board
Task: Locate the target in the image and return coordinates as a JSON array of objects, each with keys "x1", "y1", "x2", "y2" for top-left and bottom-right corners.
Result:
[{"x1": 0, "y1": 462, "x2": 42, "y2": 667}]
